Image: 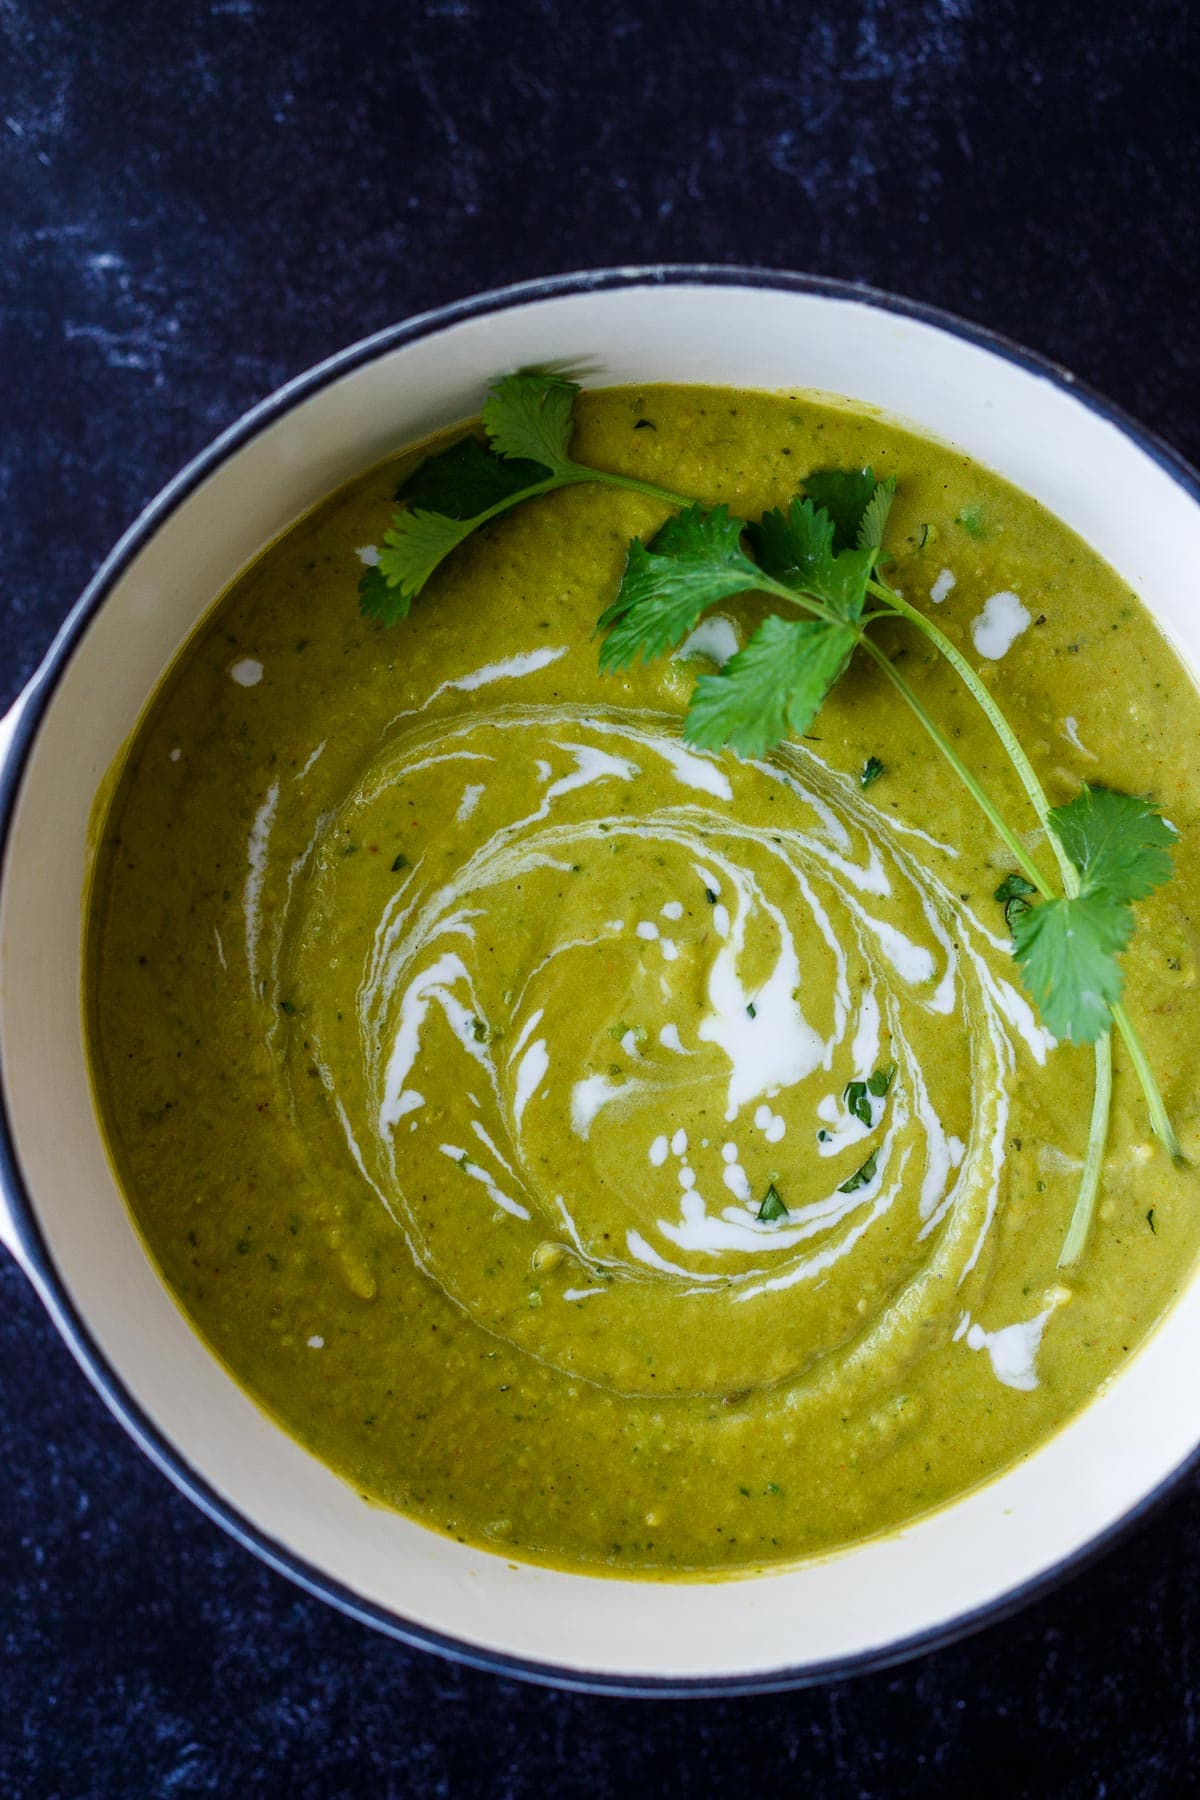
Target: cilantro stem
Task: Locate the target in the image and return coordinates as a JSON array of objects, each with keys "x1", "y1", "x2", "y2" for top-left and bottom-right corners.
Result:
[
  {"x1": 1059, "y1": 1029, "x2": 1112, "y2": 1268},
  {"x1": 1109, "y1": 1001, "x2": 1185, "y2": 1162},
  {"x1": 855, "y1": 637, "x2": 1051, "y2": 895},
  {"x1": 871, "y1": 578, "x2": 1073, "y2": 896},
  {"x1": 579, "y1": 467, "x2": 693, "y2": 510},
  {"x1": 453, "y1": 465, "x2": 690, "y2": 538}
]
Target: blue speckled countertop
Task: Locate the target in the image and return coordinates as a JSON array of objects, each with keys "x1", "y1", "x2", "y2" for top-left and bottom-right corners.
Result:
[{"x1": 3, "y1": 1, "x2": 1200, "y2": 1792}]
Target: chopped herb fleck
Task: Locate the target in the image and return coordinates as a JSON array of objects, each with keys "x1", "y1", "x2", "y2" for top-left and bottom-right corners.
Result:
[
  {"x1": 757, "y1": 1182, "x2": 788, "y2": 1223},
  {"x1": 994, "y1": 872, "x2": 1036, "y2": 928},
  {"x1": 843, "y1": 1080, "x2": 872, "y2": 1127},
  {"x1": 839, "y1": 1150, "x2": 879, "y2": 1194},
  {"x1": 391, "y1": 851, "x2": 409, "y2": 872},
  {"x1": 860, "y1": 755, "x2": 885, "y2": 789}
]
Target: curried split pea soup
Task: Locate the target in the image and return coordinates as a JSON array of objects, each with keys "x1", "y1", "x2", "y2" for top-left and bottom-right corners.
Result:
[{"x1": 87, "y1": 386, "x2": 1200, "y2": 1575}]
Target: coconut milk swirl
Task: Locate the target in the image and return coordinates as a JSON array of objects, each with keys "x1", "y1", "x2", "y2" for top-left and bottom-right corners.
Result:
[{"x1": 269, "y1": 687, "x2": 1055, "y2": 1406}]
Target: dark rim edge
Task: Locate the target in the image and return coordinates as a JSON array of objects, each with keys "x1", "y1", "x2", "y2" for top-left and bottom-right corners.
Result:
[{"x1": 3, "y1": 264, "x2": 1200, "y2": 1698}]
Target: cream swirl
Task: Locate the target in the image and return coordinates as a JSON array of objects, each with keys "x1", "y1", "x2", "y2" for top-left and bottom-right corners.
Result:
[{"x1": 273, "y1": 700, "x2": 1051, "y2": 1404}]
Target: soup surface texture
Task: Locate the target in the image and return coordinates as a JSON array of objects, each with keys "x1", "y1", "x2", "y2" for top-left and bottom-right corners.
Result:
[{"x1": 88, "y1": 386, "x2": 1200, "y2": 1575}]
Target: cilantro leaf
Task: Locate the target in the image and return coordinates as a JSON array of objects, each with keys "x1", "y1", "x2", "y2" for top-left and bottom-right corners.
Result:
[
  {"x1": 685, "y1": 613, "x2": 857, "y2": 756},
  {"x1": 1012, "y1": 892, "x2": 1132, "y2": 1041},
  {"x1": 357, "y1": 562, "x2": 408, "y2": 625},
  {"x1": 482, "y1": 371, "x2": 580, "y2": 471},
  {"x1": 597, "y1": 506, "x2": 763, "y2": 673},
  {"x1": 860, "y1": 755, "x2": 885, "y2": 788},
  {"x1": 857, "y1": 475, "x2": 897, "y2": 551},
  {"x1": 1050, "y1": 784, "x2": 1177, "y2": 902},
  {"x1": 396, "y1": 434, "x2": 550, "y2": 518},
  {"x1": 802, "y1": 469, "x2": 879, "y2": 552},
  {"x1": 750, "y1": 495, "x2": 835, "y2": 584},
  {"x1": 748, "y1": 497, "x2": 874, "y2": 616},
  {"x1": 365, "y1": 510, "x2": 474, "y2": 619},
  {"x1": 1011, "y1": 785, "x2": 1176, "y2": 1042}
]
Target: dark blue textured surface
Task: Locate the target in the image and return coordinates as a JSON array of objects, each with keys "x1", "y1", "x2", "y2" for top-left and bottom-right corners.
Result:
[{"x1": 3, "y1": 0, "x2": 1200, "y2": 1792}]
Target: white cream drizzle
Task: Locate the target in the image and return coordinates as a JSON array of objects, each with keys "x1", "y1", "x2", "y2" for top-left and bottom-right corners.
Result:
[
  {"x1": 513, "y1": 1039, "x2": 549, "y2": 1130},
  {"x1": 456, "y1": 782, "x2": 486, "y2": 822},
  {"x1": 439, "y1": 1142, "x2": 530, "y2": 1220},
  {"x1": 971, "y1": 591, "x2": 1031, "y2": 661},
  {"x1": 422, "y1": 646, "x2": 568, "y2": 708},
  {"x1": 243, "y1": 779, "x2": 280, "y2": 990},
  {"x1": 294, "y1": 740, "x2": 326, "y2": 782},
  {"x1": 677, "y1": 614, "x2": 740, "y2": 667},
  {"x1": 754, "y1": 1104, "x2": 786, "y2": 1144},
  {"x1": 1061, "y1": 715, "x2": 1097, "y2": 760},
  {"x1": 957, "y1": 1291, "x2": 1067, "y2": 1391},
  {"x1": 570, "y1": 1073, "x2": 629, "y2": 1139}
]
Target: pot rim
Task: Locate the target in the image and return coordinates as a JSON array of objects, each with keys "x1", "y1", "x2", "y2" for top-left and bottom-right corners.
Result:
[{"x1": 3, "y1": 263, "x2": 1200, "y2": 1696}]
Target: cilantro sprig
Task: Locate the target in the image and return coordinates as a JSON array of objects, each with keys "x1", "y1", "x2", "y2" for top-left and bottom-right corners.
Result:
[
  {"x1": 358, "y1": 372, "x2": 1185, "y2": 1268},
  {"x1": 359, "y1": 372, "x2": 689, "y2": 623}
]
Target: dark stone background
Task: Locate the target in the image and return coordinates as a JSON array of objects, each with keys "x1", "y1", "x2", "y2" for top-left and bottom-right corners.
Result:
[{"x1": 3, "y1": 1, "x2": 1199, "y2": 1793}]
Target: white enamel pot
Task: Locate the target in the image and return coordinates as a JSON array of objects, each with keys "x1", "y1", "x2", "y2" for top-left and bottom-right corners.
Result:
[{"x1": 3, "y1": 269, "x2": 1200, "y2": 1695}]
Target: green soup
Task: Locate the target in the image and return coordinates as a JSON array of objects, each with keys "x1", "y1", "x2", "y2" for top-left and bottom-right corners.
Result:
[{"x1": 86, "y1": 386, "x2": 1200, "y2": 1575}]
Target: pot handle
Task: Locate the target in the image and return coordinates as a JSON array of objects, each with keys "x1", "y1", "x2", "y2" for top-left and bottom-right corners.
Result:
[{"x1": 0, "y1": 688, "x2": 32, "y2": 1272}]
